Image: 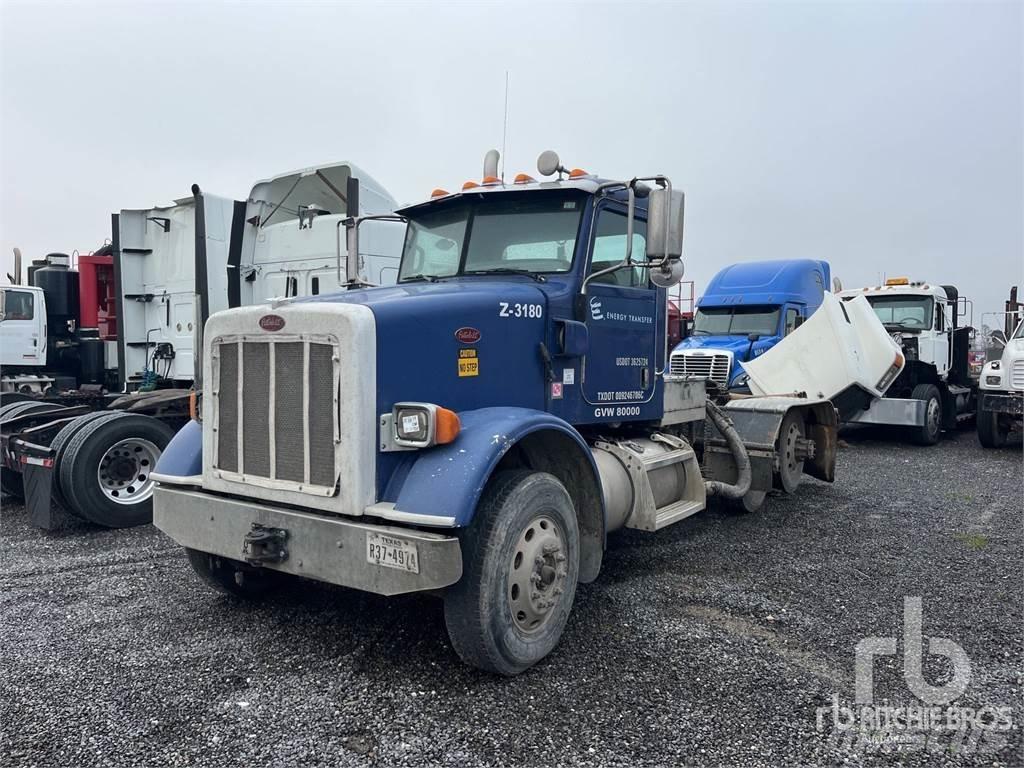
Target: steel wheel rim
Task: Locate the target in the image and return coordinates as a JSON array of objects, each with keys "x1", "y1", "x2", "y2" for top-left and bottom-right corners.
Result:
[
  {"x1": 96, "y1": 438, "x2": 161, "y2": 505},
  {"x1": 926, "y1": 397, "x2": 941, "y2": 436},
  {"x1": 508, "y1": 514, "x2": 569, "y2": 633}
]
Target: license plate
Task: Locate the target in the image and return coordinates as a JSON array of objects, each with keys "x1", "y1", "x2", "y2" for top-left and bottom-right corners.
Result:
[{"x1": 366, "y1": 532, "x2": 419, "y2": 573}]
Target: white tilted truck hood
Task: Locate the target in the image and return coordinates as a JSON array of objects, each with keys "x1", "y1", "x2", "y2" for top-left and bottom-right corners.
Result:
[{"x1": 743, "y1": 293, "x2": 903, "y2": 401}]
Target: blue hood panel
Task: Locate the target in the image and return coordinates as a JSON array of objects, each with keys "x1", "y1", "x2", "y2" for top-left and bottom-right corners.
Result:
[{"x1": 303, "y1": 280, "x2": 550, "y2": 414}]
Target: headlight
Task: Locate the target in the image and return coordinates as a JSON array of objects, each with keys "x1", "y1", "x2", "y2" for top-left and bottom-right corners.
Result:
[
  {"x1": 986, "y1": 375, "x2": 1002, "y2": 386},
  {"x1": 390, "y1": 402, "x2": 461, "y2": 449}
]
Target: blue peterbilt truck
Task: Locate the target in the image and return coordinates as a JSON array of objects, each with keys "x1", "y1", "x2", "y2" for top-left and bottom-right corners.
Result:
[
  {"x1": 152, "y1": 151, "x2": 838, "y2": 674},
  {"x1": 670, "y1": 259, "x2": 831, "y2": 391}
]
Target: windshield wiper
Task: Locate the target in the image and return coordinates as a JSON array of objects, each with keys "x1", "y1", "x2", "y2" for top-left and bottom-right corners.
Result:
[
  {"x1": 400, "y1": 273, "x2": 442, "y2": 283},
  {"x1": 690, "y1": 328, "x2": 711, "y2": 335},
  {"x1": 462, "y1": 268, "x2": 546, "y2": 283}
]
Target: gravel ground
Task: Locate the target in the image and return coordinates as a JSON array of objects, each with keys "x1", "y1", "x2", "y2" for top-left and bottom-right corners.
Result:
[{"x1": 1, "y1": 430, "x2": 1021, "y2": 767}]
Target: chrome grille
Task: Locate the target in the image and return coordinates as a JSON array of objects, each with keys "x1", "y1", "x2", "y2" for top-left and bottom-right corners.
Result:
[
  {"x1": 669, "y1": 351, "x2": 731, "y2": 386},
  {"x1": 1012, "y1": 359, "x2": 1024, "y2": 390},
  {"x1": 214, "y1": 337, "x2": 338, "y2": 490}
]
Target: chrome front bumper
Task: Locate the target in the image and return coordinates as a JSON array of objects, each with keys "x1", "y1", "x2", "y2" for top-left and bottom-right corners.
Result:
[
  {"x1": 154, "y1": 486, "x2": 463, "y2": 596},
  {"x1": 846, "y1": 397, "x2": 927, "y2": 427}
]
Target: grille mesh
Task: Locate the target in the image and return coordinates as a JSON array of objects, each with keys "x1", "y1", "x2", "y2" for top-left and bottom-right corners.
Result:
[
  {"x1": 1012, "y1": 360, "x2": 1024, "y2": 390},
  {"x1": 308, "y1": 344, "x2": 335, "y2": 487},
  {"x1": 214, "y1": 337, "x2": 337, "y2": 489},
  {"x1": 669, "y1": 351, "x2": 731, "y2": 386},
  {"x1": 242, "y1": 343, "x2": 271, "y2": 477},
  {"x1": 274, "y1": 342, "x2": 305, "y2": 482},
  {"x1": 217, "y1": 342, "x2": 238, "y2": 472}
]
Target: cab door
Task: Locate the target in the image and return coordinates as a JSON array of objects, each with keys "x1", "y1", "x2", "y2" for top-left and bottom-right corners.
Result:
[
  {"x1": 581, "y1": 205, "x2": 658, "y2": 408},
  {"x1": 0, "y1": 288, "x2": 44, "y2": 368}
]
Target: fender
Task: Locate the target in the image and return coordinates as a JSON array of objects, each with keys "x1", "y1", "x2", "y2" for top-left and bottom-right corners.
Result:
[
  {"x1": 152, "y1": 419, "x2": 203, "y2": 482},
  {"x1": 383, "y1": 407, "x2": 606, "y2": 582}
]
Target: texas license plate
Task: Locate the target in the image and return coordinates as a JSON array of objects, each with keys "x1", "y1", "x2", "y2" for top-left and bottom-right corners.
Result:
[{"x1": 366, "y1": 532, "x2": 419, "y2": 573}]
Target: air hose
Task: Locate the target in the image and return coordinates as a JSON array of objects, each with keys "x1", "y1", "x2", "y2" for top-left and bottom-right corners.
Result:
[{"x1": 703, "y1": 399, "x2": 752, "y2": 500}]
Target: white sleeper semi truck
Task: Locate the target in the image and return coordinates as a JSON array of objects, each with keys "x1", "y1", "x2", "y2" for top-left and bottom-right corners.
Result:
[{"x1": 1, "y1": 162, "x2": 402, "y2": 529}]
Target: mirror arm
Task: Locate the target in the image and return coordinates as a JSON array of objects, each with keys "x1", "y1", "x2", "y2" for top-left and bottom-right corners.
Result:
[{"x1": 337, "y1": 214, "x2": 408, "y2": 289}]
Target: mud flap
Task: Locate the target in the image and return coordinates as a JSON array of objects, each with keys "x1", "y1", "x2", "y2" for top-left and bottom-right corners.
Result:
[{"x1": 23, "y1": 462, "x2": 76, "y2": 530}]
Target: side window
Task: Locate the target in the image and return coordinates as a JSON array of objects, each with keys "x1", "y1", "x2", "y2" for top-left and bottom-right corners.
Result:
[
  {"x1": 2, "y1": 290, "x2": 34, "y2": 321},
  {"x1": 785, "y1": 308, "x2": 799, "y2": 335},
  {"x1": 589, "y1": 209, "x2": 648, "y2": 288},
  {"x1": 935, "y1": 303, "x2": 945, "y2": 332}
]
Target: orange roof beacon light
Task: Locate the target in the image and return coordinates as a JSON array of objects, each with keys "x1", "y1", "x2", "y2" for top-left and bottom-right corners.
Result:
[
  {"x1": 513, "y1": 173, "x2": 536, "y2": 185},
  {"x1": 462, "y1": 180, "x2": 480, "y2": 191},
  {"x1": 885, "y1": 277, "x2": 910, "y2": 286},
  {"x1": 430, "y1": 188, "x2": 449, "y2": 198},
  {"x1": 568, "y1": 168, "x2": 590, "y2": 178}
]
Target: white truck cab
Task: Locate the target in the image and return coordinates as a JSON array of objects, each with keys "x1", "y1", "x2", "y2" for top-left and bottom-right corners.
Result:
[
  {"x1": 977, "y1": 316, "x2": 1023, "y2": 447},
  {"x1": 837, "y1": 278, "x2": 974, "y2": 444},
  {"x1": 0, "y1": 285, "x2": 46, "y2": 365}
]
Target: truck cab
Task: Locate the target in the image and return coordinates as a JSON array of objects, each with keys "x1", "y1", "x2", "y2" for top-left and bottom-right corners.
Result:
[
  {"x1": 837, "y1": 278, "x2": 975, "y2": 444},
  {"x1": 669, "y1": 259, "x2": 830, "y2": 391},
  {"x1": 152, "y1": 151, "x2": 838, "y2": 675},
  {"x1": 0, "y1": 284, "x2": 47, "y2": 372},
  {"x1": 977, "y1": 294, "x2": 1023, "y2": 447}
]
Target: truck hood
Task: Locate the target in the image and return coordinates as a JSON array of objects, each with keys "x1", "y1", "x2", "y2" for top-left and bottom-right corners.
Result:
[{"x1": 299, "y1": 278, "x2": 551, "y2": 413}]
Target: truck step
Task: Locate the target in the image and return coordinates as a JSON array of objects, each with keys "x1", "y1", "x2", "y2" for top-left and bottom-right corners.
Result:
[
  {"x1": 653, "y1": 499, "x2": 705, "y2": 530},
  {"x1": 621, "y1": 433, "x2": 706, "y2": 533}
]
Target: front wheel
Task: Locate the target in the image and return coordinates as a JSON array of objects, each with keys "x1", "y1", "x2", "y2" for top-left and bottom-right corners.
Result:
[
  {"x1": 185, "y1": 548, "x2": 284, "y2": 598},
  {"x1": 976, "y1": 405, "x2": 1009, "y2": 449},
  {"x1": 910, "y1": 384, "x2": 942, "y2": 446},
  {"x1": 444, "y1": 470, "x2": 580, "y2": 675}
]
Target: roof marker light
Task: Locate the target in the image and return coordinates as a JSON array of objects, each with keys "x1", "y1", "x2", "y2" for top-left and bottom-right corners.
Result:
[
  {"x1": 430, "y1": 188, "x2": 449, "y2": 198},
  {"x1": 514, "y1": 173, "x2": 536, "y2": 184},
  {"x1": 481, "y1": 175, "x2": 501, "y2": 186},
  {"x1": 462, "y1": 181, "x2": 480, "y2": 191},
  {"x1": 569, "y1": 168, "x2": 590, "y2": 178}
]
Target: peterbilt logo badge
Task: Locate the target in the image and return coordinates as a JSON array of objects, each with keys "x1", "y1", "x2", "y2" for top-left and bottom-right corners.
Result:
[
  {"x1": 259, "y1": 315, "x2": 286, "y2": 332},
  {"x1": 455, "y1": 327, "x2": 481, "y2": 343}
]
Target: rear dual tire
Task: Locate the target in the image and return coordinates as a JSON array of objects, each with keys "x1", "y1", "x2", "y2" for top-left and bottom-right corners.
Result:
[
  {"x1": 56, "y1": 412, "x2": 175, "y2": 527},
  {"x1": 443, "y1": 470, "x2": 580, "y2": 676},
  {"x1": 0, "y1": 401, "x2": 55, "y2": 498}
]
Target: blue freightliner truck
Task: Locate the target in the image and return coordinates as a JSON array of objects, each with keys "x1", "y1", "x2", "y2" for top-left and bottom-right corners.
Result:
[
  {"x1": 151, "y1": 151, "x2": 839, "y2": 675},
  {"x1": 670, "y1": 259, "x2": 831, "y2": 392}
]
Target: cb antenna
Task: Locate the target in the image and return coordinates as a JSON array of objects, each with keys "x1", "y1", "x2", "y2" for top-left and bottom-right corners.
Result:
[{"x1": 501, "y1": 71, "x2": 509, "y2": 181}]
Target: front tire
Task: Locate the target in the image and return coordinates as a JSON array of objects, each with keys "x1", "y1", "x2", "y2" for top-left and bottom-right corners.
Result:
[
  {"x1": 444, "y1": 470, "x2": 580, "y2": 675},
  {"x1": 185, "y1": 548, "x2": 283, "y2": 598},
  {"x1": 910, "y1": 384, "x2": 942, "y2": 446},
  {"x1": 977, "y1": 405, "x2": 1008, "y2": 449}
]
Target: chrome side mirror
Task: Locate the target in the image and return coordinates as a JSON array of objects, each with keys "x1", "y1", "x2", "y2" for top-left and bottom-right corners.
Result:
[{"x1": 647, "y1": 187, "x2": 684, "y2": 263}]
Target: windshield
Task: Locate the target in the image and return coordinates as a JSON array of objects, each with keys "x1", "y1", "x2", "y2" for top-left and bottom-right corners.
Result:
[
  {"x1": 398, "y1": 193, "x2": 582, "y2": 281},
  {"x1": 1013, "y1": 319, "x2": 1024, "y2": 339},
  {"x1": 867, "y1": 295, "x2": 933, "y2": 330},
  {"x1": 692, "y1": 306, "x2": 781, "y2": 336}
]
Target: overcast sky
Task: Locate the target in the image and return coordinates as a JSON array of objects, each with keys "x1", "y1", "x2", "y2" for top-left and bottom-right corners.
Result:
[{"x1": 1, "y1": 1, "x2": 1021, "y2": 323}]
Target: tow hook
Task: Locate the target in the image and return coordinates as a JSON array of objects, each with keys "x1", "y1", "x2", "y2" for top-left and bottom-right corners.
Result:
[{"x1": 242, "y1": 524, "x2": 289, "y2": 566}]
